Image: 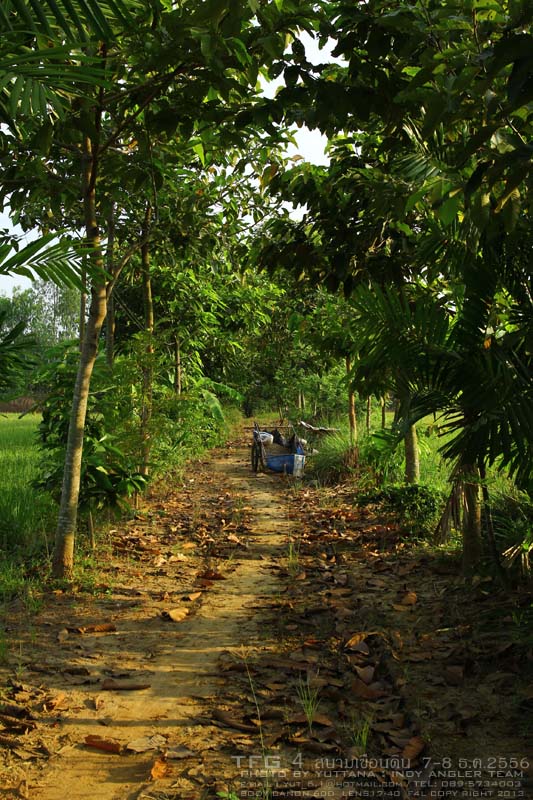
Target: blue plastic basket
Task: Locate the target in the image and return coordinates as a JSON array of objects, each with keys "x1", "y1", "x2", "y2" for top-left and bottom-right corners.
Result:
[{"x1": 266, "y1": 453, "x2": 305, "y2": 476}]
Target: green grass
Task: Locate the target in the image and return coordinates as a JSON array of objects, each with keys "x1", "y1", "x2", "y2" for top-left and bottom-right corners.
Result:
[{"x1": 0, "y1": 413, "x2": 56, "y2": 559}]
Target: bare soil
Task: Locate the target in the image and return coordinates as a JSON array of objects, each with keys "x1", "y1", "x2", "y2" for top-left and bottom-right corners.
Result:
[{"x1": 1, "y1": 433, "x2": 532, "y2": 800}]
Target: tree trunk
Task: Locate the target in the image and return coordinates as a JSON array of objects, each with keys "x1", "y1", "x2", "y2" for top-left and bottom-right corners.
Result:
[
  {"x1": 140, "y1": 202, "x2": 153, "y2": 476},
  {"x1": 79, "y1": 265, "x2": 87, "y2": 348},
  {"x1": 381, "y1": 395, "x2": 386, "y2": 428},
  {"x1": 462, "y1": 464, "x2": 482, "y2": 573},
  {"x1": 174, "y1": 337, "x2": 182, "y2": 395},
  {"x1": 346, "y1": 355, "x2": 357, "y2": 445},
  {"x1": 366, "y1": 396, "x2": 371, "y2": 433},
  {"x1": 479, "y1": 461, "x2": 506, "y2": 585},
  {"x1": 52, "y1": 136, "x2": 106, "y2": 580},
  {"x1": 404, "y1": 423, "x2": 420, "y2": 484},
  {"x1": 105, "y1": 203, "x2": 116, "y2": 369}
]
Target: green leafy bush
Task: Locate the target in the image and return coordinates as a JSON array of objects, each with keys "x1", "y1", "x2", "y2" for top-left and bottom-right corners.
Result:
[
  {"x1": 35, "y1": 344, "x2": 148, "y2": 510},
  {"x1": 356, "y1": 484, "x2": 446, "y2": 538},
  {"x1": 491, "y1": 492, "x2": 533, "y2": 581}
]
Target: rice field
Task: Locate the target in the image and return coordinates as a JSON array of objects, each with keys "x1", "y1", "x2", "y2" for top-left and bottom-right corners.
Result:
[{"x1": 0, "y1": 413, "x2": 56, "y2": 557}]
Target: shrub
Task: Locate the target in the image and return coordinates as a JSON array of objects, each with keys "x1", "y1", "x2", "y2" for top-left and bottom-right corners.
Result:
[{"x1": 356, "y1": 484, "x2": 447, "y2": 538}]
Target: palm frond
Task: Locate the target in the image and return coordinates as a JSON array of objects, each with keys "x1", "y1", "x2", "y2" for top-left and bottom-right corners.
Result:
[
  {"x1": 1, "y1": 0, "x2": 140, "y2": 42},
  {"x1": 0, "y1": 234, "x2": 86, "y2": 288}
]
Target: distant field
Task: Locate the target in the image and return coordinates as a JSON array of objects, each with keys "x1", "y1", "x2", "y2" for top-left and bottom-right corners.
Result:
[{"x1": 0, "y1": 413, "x2": 56, "y2": 556}]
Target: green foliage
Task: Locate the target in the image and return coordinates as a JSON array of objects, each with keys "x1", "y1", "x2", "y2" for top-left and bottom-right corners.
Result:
[
  {"x1": 356, "y1": 484, "x2": 447, "y2": 539},
  {"x1": 145, "y1": 387, "x2": 235, "y2": 476},
  {"x1": 0, "y1": 309, "x2": 36, "y2": 397},
  {"x1": 35, "y1": 344, "x2": 148, "y2": 510},
  {"x1": 356, "y1": 430, "x2": 404, "y2": 486},
  {"x1": 492, "y1": 492, "x2": 533, "y2": 581},
  {"x1": 0, "y1": 414, "x2": 56, "y2": 555},
  {"x1": 307, "y1": 428, "x2": 357, "y2": 485}
]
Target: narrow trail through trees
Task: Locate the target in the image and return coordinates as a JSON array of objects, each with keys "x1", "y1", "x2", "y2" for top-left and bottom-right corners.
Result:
[
  {"x1": 2, "y1": 444, "x2": 300, "y2": 800},
  {"x1": 1, "y1": 436, "x2": 531, "y2": 800}
]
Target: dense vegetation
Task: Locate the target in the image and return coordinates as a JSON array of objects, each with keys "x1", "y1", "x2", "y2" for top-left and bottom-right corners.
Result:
[{"x1": 0, "y1": 0, "x2": 531, "y2": 585}]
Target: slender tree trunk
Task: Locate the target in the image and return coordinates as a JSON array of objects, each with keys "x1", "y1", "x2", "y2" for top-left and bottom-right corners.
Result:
[
  {"x1": 105, "y1": 203, "x2": 116, "y2": 369},
  {"x1": 479, "y1": 460, "x2": 506, "y2": 585},
  {"x1": 174, "y1": 337, "x2": 182, "y2": 395},
  {"x1": 140, "y1": 202, "x2": 153, "y2": 476},
  {"x1": 79, "y1": 265, "x2": 87, "y2": 348},
  {"x1": 346, "y1": 355, "x2": 357, "y2": 445},
  {"x1": 52, "y1": 133, "x2": 106, "y2": 580},
  {"x1": 381, "y1": 395, "x2": 387, "y2": 428},
  {"x1": 462, "y1": 463, "x2": 482, "y2": 573},
  {"x1": 366, "y1": 396, "x2": 371, "y2": 433},
  {"x1": 404, "y1": 423, "x2": 420, "y2": 484}
]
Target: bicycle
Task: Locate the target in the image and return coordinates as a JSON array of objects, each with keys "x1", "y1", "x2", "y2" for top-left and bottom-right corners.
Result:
[{"x1": 251, "y1": 423, "x2": 267, "y2": 472}]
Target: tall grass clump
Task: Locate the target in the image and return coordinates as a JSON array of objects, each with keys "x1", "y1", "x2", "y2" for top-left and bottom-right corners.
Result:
[
  {"x1": 307, "y1": 427, "x2": 358, "y2": 485},
  {"x1": 0, "y1": 414, "x2": 56, "y2": 557}
]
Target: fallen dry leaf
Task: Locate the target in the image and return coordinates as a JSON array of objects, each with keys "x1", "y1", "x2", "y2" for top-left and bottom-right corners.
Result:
[
  {"x1": 42, "y1": 692, "x2": 68, "y2": 712},
  {"x1": 150, "y1": 756, "x2": 170, "y2": 780},
  {"x1": 402, "y1": 735, "x2": 426, "y2": 762},
  {"x1": 354, "y1": 665, "x2": 375, "y2": 685},
  {"x1": 212, "y1": 708, "x2": 259, "y2": 733},
  {"x1": 165, "y1": 745, "x2": 195, "y2": 759},
  {"x1": 287, "y1": 712, "x2": 335, "y2": 727},
  {"x1": 197, "y1": 569, "x2": 226, "y2": 581},
  {"x1": 351, "y1": 678, "x2": 387, "y2": 699},
  {"x1": 101, "y1": 679, "x2": 151, "y2": 691},
  {"x1": 445, "y1": 665, "x2": 464, "y2": 685},
  {"x1": 84, "y1": 735, "x2": 122, "y2": 754},
  {"x1": 161, "y1": 608, "x2": 189, "y2": 623},
  {"x1": 76, "y1": 623, "x2": 117, "y2": 634},
  {"x1": 401, "y1": 591, "x2": 417, "y2": 606},
  {"x1": 345, "y1": 632, "x2": 374, "y2": 650},
  {"x1": 126, "y1": 734, "x2": 167, "y2": 753}
]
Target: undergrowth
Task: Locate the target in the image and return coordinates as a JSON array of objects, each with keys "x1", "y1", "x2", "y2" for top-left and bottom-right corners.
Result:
[
  {"x1": 0, "y1": 414, "x2": 56, "y2": 557},
  {"x1": 355, "y1": 484, "x2": 446, "y2": 538}
]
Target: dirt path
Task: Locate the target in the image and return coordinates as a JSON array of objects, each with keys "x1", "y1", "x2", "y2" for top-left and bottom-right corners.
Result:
[
  {"x1": 1, "y1": 443, "x2": 300, "y2": 800},
  {"x1": 1, "y1": 436, "x2": 532, "y2": 800}
]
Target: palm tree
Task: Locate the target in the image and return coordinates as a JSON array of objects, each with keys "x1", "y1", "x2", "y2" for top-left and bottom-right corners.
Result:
[
  {"x1": 0, "y1": 0, "x2": 137, "y2": 286},
  {"x1": 351, "y1": 272, "x2": 532, "y2": 572}
]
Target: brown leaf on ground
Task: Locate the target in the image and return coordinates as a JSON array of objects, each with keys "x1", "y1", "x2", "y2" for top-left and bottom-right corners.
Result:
[
  {"x1": 84, "y1": 735, "x2": 122, "y2": 754},
  {"x1": 0, "y1": 713, "x2": 36, "y2": 732},
  {"x1": 150, "y1": 756, "x2": 170, "y2": 780},
  {"x1": 196, "y1": 578, "x2": 214, "y2": 588},
  {"x1": 212, "y1": 708, "x2": 259, "y2": 733},
  {"x1": 161, "y1": 608, "x2": 189, "y2": 623},
  {"x1": 126, "y1": 735, "x2": 167, "y2": 753},
  {"x1": 185, "y1": 592, "x2": 202, "y2": 602},
  {"x1": 445, "y1": 665, "x2": 464, "y2": 685},
  {"x1": 0, "y1": 703, "x2": 32, "y2": 719},
  {"x1": 351, "y1": 678, "x2": 387, "y2": 699},
  {"x1": 354, "y1": 665, "x2": 375, "y2": 685},
  {"x1": 76, "y1": 623, "x2": 117, "y2": 634},
  {"x1": 42, "y1": 692, "x2": 68, "y2": 712},
  {"x1": 197, "y1": 569, "x2": 226, "y2": 580},
  {"x1": 401, "y1": 735, "x2": 426, "y2": 762},
  {"x1": 165, "y1": 746, "x2": 195, "y2": 759},
  {"x1": 392, "y1": 604, "x2": 413, "y2": 612},
  {"x1": 101, "y1": 679, "x2": 151, "y2": 691},
  {"x1": 401, "y1": 591, "x2": 417, "y2": 605},
  {"x1": 287, "y1": 712, "x2": 335, "y2": 727},
  {"x1": 345, "y1": 632, "x2": 376, "y2": 650}
]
